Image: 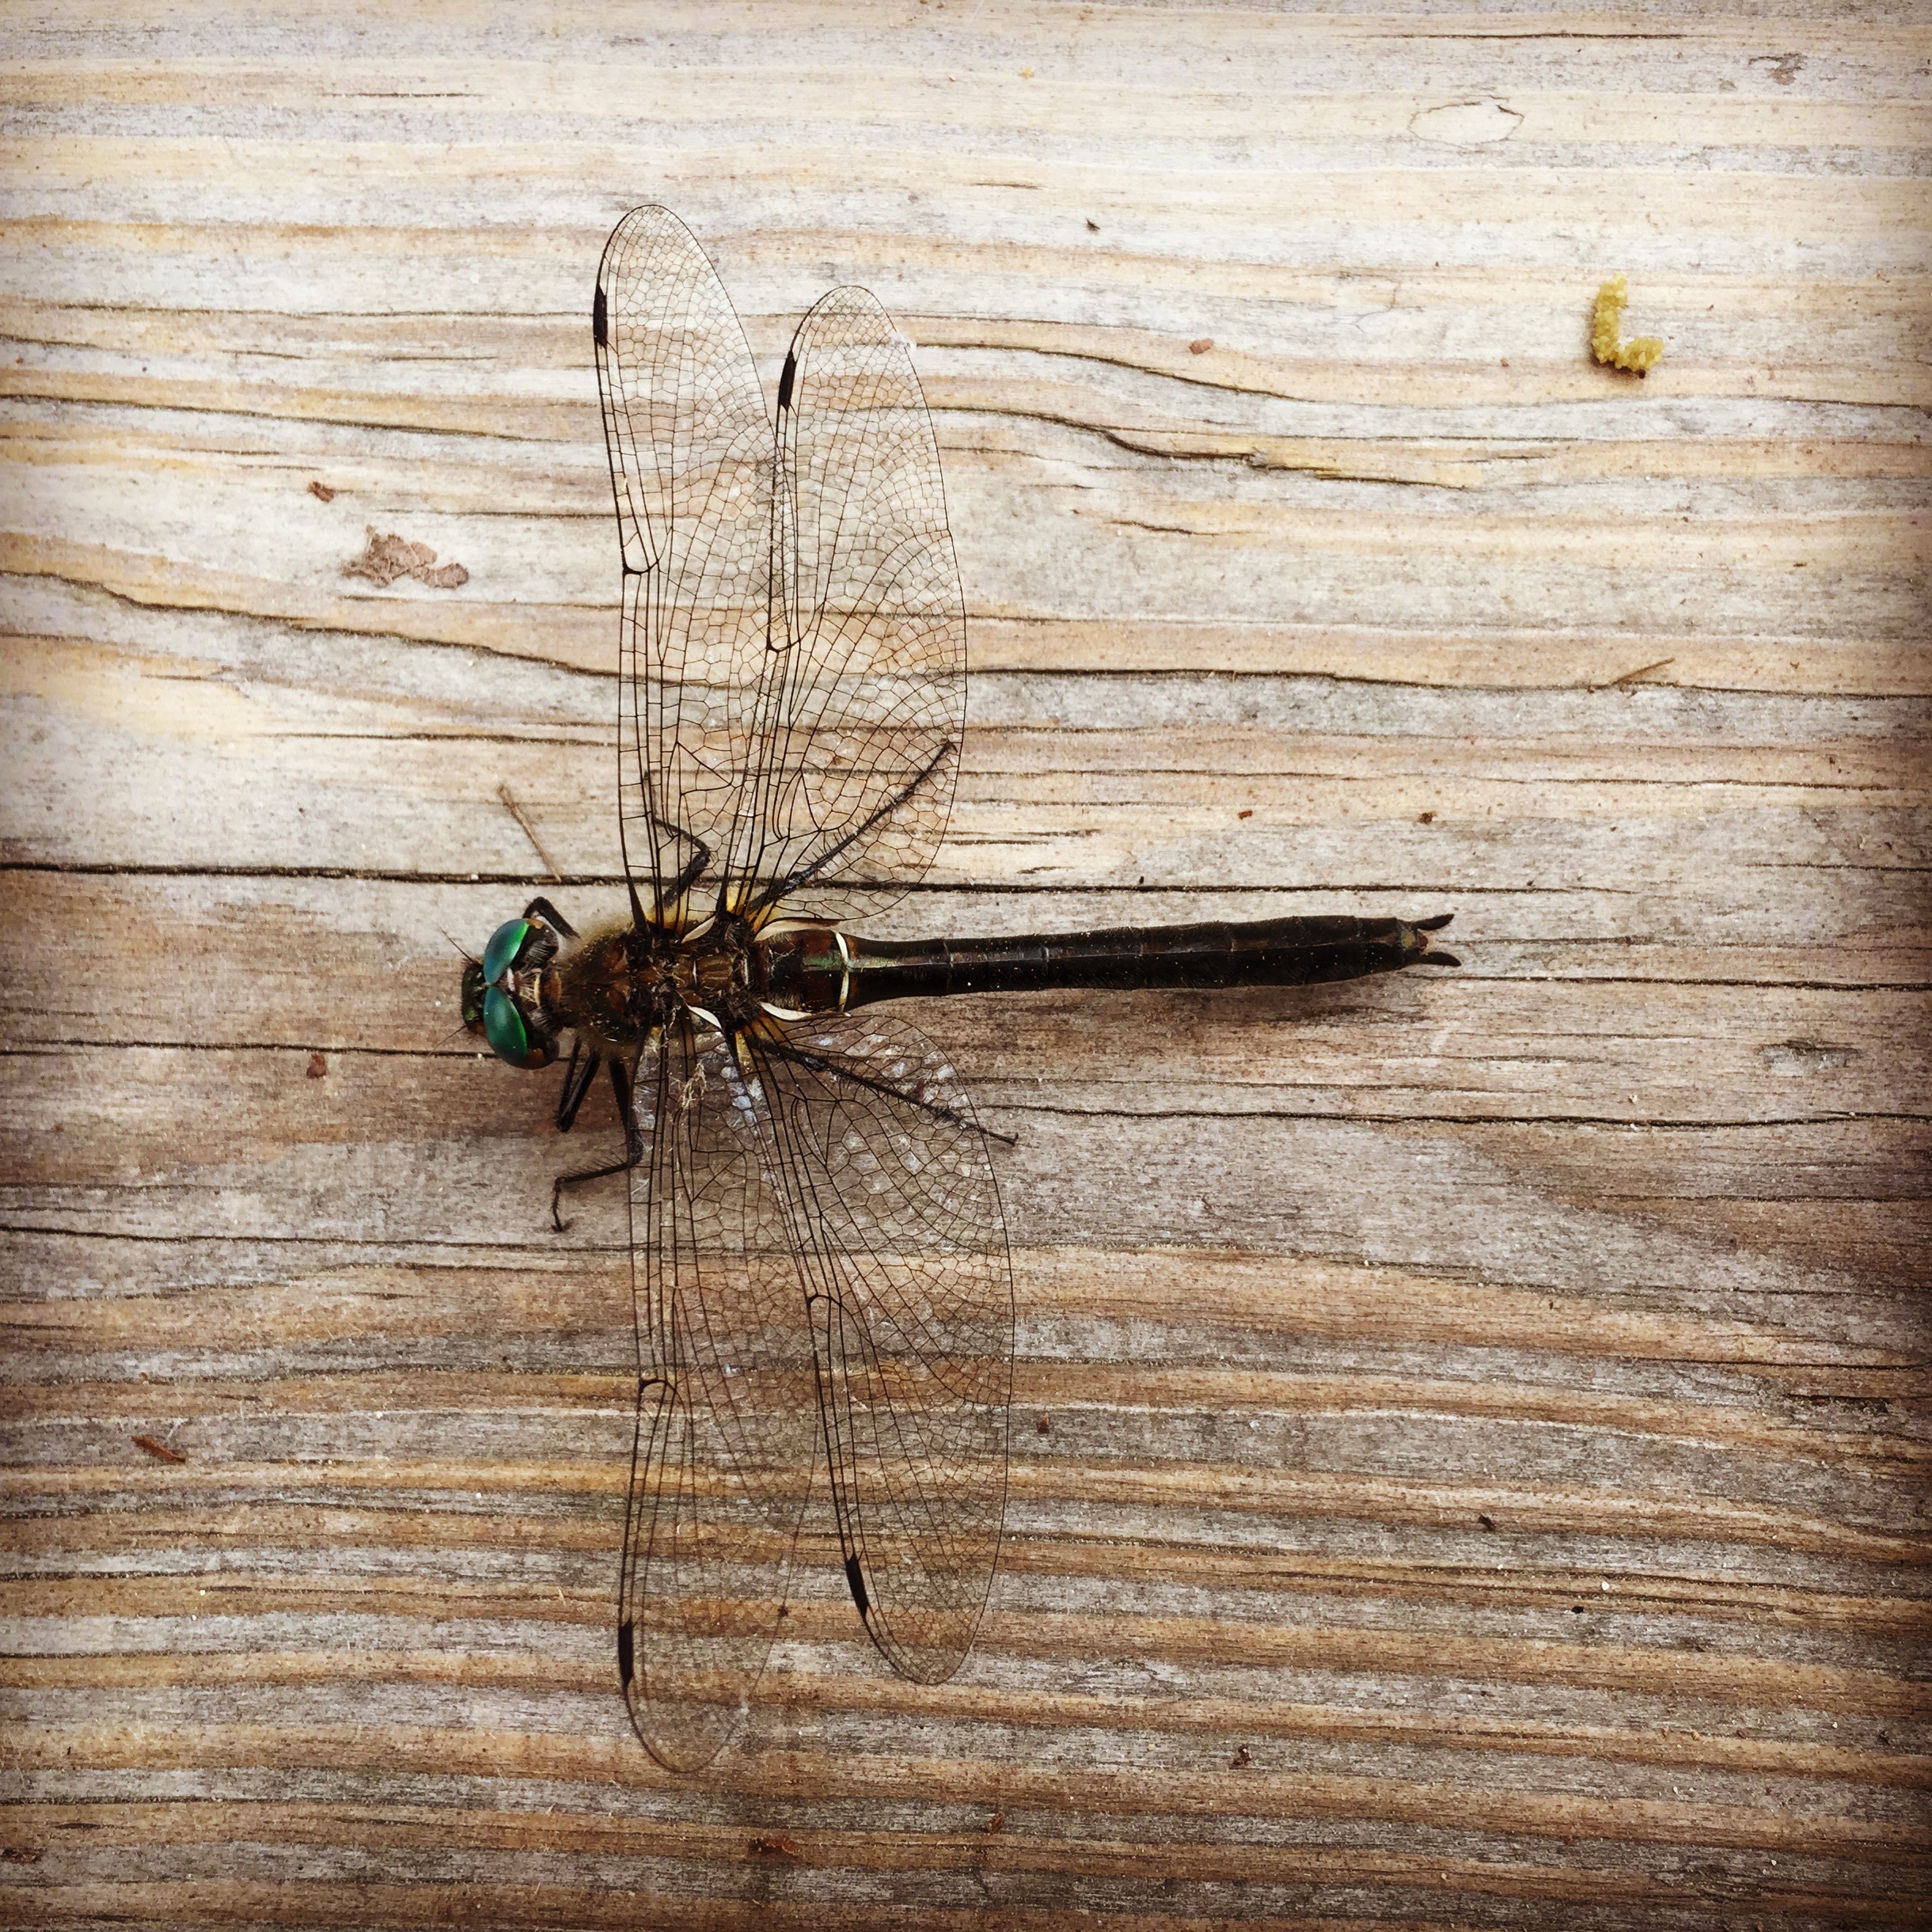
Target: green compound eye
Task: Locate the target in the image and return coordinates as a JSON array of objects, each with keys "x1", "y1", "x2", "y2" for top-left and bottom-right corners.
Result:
[
  {"x1": 482, "y1": 918, "x2": 533, "y2": 986},
  {"x1": 482, "y1": 985, "x2": 547, "y2": 1067}
]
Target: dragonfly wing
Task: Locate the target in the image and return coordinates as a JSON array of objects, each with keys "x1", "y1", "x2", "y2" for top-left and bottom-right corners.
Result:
[
  {"x1": 724, "y1": 286, "x2": 966, "y2": 923},
  {"x1": 595, "y1": 205, "x2": 774, "y2": 914},
  {"x1": 621, "y1": 1025, "x2": 819, "y2": 1771},
  {"x1": 748, "y1": 1013, "x2": 1013, "y2": 1683}
]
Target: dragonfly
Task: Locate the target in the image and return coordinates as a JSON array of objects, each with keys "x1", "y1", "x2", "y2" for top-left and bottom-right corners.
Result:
[{"x1": 463, "y1": 205, "x2": 1460, "y2": 1773}]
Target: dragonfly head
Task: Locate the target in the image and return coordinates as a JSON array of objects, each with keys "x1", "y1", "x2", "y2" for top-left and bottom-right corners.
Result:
[{"x1": 464, "y1": 917, "x2": 563, "y2": 1069}]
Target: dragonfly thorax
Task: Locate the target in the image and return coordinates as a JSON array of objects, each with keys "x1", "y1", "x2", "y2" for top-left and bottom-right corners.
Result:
[{"x1": 669, "y1": 913, "x2": 768, "y2": 1030}]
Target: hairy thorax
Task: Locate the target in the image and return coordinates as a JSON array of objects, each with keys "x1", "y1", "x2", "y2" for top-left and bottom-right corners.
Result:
[{"x1": 545, "y1": 913, "x2": 850, "y2": 1053}]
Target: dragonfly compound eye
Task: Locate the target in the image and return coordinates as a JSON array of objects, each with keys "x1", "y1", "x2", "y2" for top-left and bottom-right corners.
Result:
[
  {"x1": 482, "y1": 985, "x2": 556, "y2": 1070},
  {"x1": 482, "y1": 916, "x2": 561, "y2": 985},
  {"x1": 482, "y1": 917, "x2": 533, "y2": 985}
]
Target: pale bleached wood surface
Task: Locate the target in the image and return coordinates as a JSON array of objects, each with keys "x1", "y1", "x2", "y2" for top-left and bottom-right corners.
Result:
[{"x1": 3, "y1": 4, "x2": 1930, "y2": 1926}]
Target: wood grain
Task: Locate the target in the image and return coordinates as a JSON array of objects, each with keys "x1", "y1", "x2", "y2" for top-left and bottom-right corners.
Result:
[{"x1": 3, "y1": 4, "x2": 1928, "y2": 1926}]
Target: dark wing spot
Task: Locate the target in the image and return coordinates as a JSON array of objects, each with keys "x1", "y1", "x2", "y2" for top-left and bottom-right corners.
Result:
[
  {"x1": 844, "y1": 1554, "x2": 871, "y2": 1618},
  {"x1": 777, "y1": 349, "x2": 796, "y2": 411},
  {"x1": 616, "y1": 1619, "x2": 634, "y2": 1687},
  {"x1": 593, "y1": 283, "x2": 607, "y2": 347}
]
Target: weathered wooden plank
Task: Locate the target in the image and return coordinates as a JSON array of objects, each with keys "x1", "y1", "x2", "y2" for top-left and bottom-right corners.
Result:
[
  {"x1": 3, "y1": 2, "x2": 1929, "y2": 1926},
  {"x1": 6, "y1": 1042, "x2": 1928, "y2": 1287},
  {"x1": 6, "y1": 875, "x2": 1929, "y2": 1116},
  {"x1": 4, "y1": 360, "x2": 1927, "y2": 664},
  {"x1": 6, "y1": 628, "x2": 1928, "y2": 932}
]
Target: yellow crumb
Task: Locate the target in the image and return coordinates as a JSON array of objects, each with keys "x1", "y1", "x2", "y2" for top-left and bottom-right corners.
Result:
[{"x1": 1592, "y1": 275, "x2": 1664, "y2": 374}]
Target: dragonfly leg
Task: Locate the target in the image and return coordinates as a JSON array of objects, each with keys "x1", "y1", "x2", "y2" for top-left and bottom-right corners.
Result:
[
  {"x1": 555, "y1": 1035, "x2": 602, "y2": 1132},
  {"x1": 522, "y1": 895, "x2": 579, "y2": 940},
  {"x1": 551, "y1": 1055, "x2": 644, "y2": 1232},
  {"x1": 741, "y1": 740, "x2": 952, "y2": 920},
  {"x1": 624, "y1": 810, "x2": 711, "y2": 928},
  {"x1": 651, "y1": 832, "x2": 712, "y2": 922}
]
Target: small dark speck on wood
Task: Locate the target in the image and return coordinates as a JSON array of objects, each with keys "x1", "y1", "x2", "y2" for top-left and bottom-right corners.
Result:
[
  {"x1": 750, "y1": 1834, "x2": 802, "y2": 1860},
  {"x1": 1037, "y1": 1414, "x2": 1051, "y2": 1434},
  {"x1": 1232, "y1": 1744, "x2": 1251, "y2": 1767},
  {"x1": 307, "y1": 479, "x2": 336, "y2": 502},
  {"x1": 985, "y1": 1812, "x2": 1004, "y2": 1832},
  {"x1": 343, "y1": 526, "x2": 469, "y2": 590},
  {"x1": 1085, "y1": 218, "x2": 1099, "y2": 230},
  {"x1": 1190, "y1": 337, "x2": 1213, "y2": 354},
  {"x1": 1419, "y1": 810, "x2": 1436, "y2": 824},
  {"x1": 1237, "y1": 808, "x2": 1253, "y2": 819},
  {"x1": 133, "y1": 1435, "x2": 186, "y2": 1464},
  {"x1": 306, "y1": 1052, "x2": 328, "y2": 1079}
]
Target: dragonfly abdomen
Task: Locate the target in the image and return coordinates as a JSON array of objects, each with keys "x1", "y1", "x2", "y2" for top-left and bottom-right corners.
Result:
[{"x1": 829, "y1": 913, "x2": 1457, "y2": 1008}]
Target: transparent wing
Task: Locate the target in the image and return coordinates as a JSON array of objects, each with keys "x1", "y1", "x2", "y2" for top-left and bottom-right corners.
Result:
[
  {"x1": 747, "y1": 1012, "x2": 1012, "y2": 1683},
  {"x1": 620, "y1": 1025, "x2": 820, "y2": 1772},
  {"x1": 723, "y1": 287, "x2": 966, "y2": 924},
  {"x1": 594, "y1": 205, "x2": 774, "y2": 914}
]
